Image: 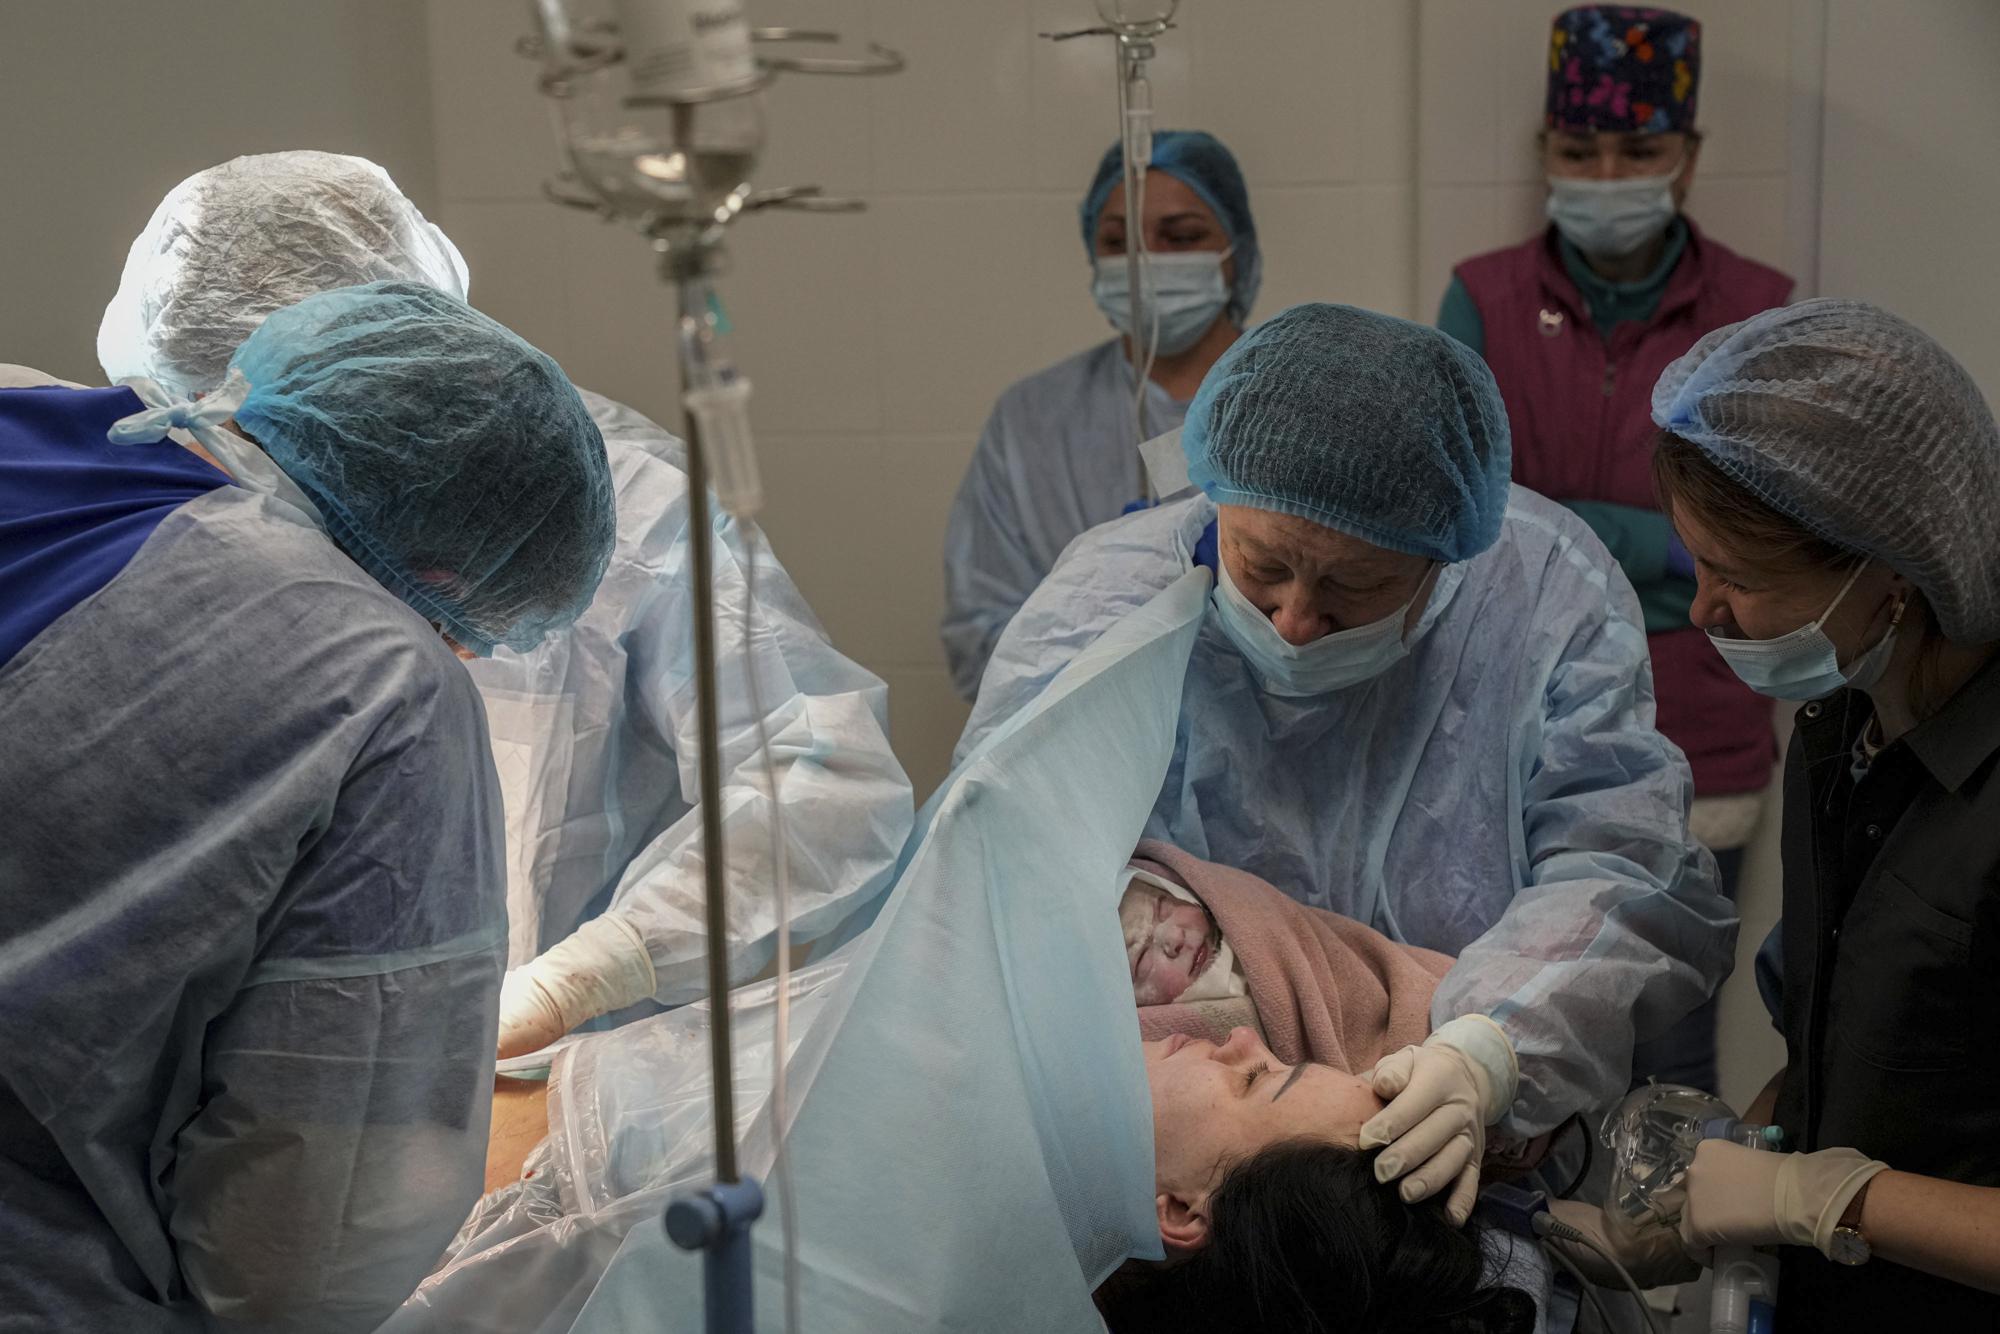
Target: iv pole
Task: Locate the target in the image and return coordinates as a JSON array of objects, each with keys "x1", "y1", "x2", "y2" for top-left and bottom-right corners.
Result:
[
  {"x1": 520, "y1": 6, "x2": 900, "y2": 1329},
  {"x1": 1043, "y1": 1, "x2": 1181, "y2": 497}
]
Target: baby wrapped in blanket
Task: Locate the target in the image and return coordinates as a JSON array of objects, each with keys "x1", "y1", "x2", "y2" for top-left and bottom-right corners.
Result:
[{"x1": 1121, "y1": 839, "x2": 1452, "y2": 1075}]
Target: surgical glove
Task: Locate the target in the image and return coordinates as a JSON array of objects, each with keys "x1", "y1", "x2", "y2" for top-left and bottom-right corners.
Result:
[
  {"x1": 1677, "y1": 1141, "x2": 1889, "y2": 1258},
  {"x1": 496, "y1": 915, "x2": 657, "y2": 1057},
  {"x1": 1546, "y1": 1198, "x2": 1701, "y2": 1289},
  {"x1": 1360, "y1": 1014, "x2": 1518, "y2": 1225}
]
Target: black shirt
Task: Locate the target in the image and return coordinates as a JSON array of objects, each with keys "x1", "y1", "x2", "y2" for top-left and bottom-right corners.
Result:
[{"x1": 1771, "y1": 658, "x2": 2000, "y2": 1330}]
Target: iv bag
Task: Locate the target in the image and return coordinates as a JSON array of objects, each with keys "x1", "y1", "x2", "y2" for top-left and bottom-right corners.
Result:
[{"x1": 530, "y1": 0, "x2": 766, "y2": 224}]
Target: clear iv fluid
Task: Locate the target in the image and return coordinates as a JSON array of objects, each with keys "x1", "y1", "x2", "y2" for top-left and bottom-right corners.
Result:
[{"x1": 571, "y1": 135, "x2": 756, "y2": 218}]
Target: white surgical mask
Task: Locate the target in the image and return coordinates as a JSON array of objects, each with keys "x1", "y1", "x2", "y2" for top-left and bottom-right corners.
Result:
[
  {"x1": 1707, "y1": 562, "x2": 1905, "y2": 701},
  {"x1": 1092, "y1": 249, "x2": 1233, "y2": 356},
  {"x1": 1544, "y1": 171, "x2": 1679, "y2": 259},
  {"x1": 1210, "y1": 558, "x2": 1431, "y2": 698}
]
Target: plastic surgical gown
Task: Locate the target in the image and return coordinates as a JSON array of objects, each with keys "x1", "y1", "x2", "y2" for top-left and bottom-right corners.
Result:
[
  {"x1": 942, "y1": 339, "x2": 1188, "y2": 698},
  {"x1": 959, "y1": 490, "x2": 1737, "y2": 1135},
  {"x1": 468, "y1": 392, "x2": 913, "y2": 1001},
  {"x1": 0, "y1": 383, "x2": 503, "y2": 1331},
  {"x1": 395, "y1": 569, "x2": 1207, "y2": 1333}
]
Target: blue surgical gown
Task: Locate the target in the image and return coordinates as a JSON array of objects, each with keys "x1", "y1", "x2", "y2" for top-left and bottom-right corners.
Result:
[
  {"x1": 0, "y1": 381, "x2": 502, "y2": 1330},
  {"x1": 469, "y1": 393, "x2": 913, "y2": 1003},
  {"x1": 941, "y1": 339, "x2": 1187, "y2": 698},
  {"x1": 959, "y1": 490, "x2": 1737, "y2": 1135}
]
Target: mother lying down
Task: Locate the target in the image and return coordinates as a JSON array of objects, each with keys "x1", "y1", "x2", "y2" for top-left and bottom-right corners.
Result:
[{"x1": 464, "y1": 841, "x2": 1548, "y2": 1334}]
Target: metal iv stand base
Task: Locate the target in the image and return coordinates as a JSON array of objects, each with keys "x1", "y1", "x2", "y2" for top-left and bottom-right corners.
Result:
[{"x1": 667, "y1": 1176, "x2": 767, "y2": 1334}]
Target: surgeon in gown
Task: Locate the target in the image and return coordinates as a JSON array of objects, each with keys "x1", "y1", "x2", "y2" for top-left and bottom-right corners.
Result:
[
  {"x1": 941, "y1": 130, "x2": 1259, "y2": 698},
  {"x1": 0, "y1": 283, "x2": 614, "y2": 1331},
  {"x1": 961, "y1": 303, "x2": 1736, "y2": 1222},
  {"x1": 97, "y1": 152, "x2": 916, "y2": 1058}
]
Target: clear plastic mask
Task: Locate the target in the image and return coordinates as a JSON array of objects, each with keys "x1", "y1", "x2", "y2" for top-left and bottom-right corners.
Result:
[{"x1": 1600, "y1": 1082, "x2": 1778, "y2": 1224}]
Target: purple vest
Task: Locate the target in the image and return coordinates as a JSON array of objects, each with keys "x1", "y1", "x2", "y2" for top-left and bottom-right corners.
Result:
[{"x1": 1456, "y1": 223, "x2": 1794, "y2": 796}]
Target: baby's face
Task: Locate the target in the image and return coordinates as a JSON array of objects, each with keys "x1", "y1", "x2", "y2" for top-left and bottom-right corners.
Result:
[{"x1": 1125, "y1": 887, "x2": 1218, "y2": 1005}]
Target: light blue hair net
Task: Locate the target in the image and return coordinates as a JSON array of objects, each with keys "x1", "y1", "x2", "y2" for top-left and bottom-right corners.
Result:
[
  {"x1": 1080, "y1": 129, "x2": 1261, "y2": 323},
  {"x1": 228, "y1": 280, "x2": 614, "y2": 656},
  {"x1": 1182, "y1": 304, "x2": 1512, "y2": 562},
  {"x1": 1652, "y1": 298, "x2": 2000, "y2": 642}
]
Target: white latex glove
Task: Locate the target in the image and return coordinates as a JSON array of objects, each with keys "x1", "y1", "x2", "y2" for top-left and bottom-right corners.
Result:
[
  {"x1": 496, "y1": 915, "x2": 657, "y2": 1058},
  {"x1": 1678, "y1": 1140, "x2": 1889, "y2": 1259},
  {"x1": 1359, "y1": 1014, "x2": 1519, "y2": 1224},
  {"x1": 1546, "y1": 1197, "x2": 1701, "y2": 1289}
]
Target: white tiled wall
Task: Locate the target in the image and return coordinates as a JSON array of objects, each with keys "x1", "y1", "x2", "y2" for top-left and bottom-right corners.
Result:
[
  {"x1": 422, "y1": 0, "x2": 1820, "y2": 803},
  {"x1": 1819, "y1": 0, "x2": 2000, "y2": 395},
  {"x1": 0, "y1": 0, "x2": 438, "y2": 385}
]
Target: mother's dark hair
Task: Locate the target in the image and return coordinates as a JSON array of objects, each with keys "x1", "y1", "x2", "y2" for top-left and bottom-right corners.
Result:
[{"x1": 1094, "y1": 1140, "x2": 1537, "y2": 1334}]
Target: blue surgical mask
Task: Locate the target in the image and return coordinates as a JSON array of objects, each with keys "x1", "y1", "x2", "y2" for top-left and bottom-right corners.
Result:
[
  {"x1": 1092, "y1": 249, "x2": 1233, "y2": 356},
  {"x1": 1210, "y1": 558, "x2": 1432, "y2": 697},
  {"x1": 1707, "y1": 563, "x2": 1904, "y2": 701},
  {"x1": 1544, "y1": 171, "x2": 1678, "y2": 259}
]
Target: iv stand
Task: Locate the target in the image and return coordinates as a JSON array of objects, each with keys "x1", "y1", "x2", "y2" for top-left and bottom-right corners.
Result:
[
  {"x1": 1114, "y1": 28, "x2": 1156, "y2": 464},
  {"x1": 658, "y1": 252, "x2": 760, "y2": 1334},
  {"x1": 521, "y1": 11, "x2": 902, "y2": 1331},
  {"x1": 1043, "y1": 4, "x2": 1179, "y2": 497}
]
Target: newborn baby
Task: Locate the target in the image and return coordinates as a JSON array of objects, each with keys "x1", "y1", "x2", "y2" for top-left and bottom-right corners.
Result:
[{"x1": 1120, "y1": 870, "x2": 1247, "y2": 1006}]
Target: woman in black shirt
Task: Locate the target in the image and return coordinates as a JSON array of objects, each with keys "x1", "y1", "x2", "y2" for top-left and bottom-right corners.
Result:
[{"x1": 1641, "y1": 299, "x2": 2000, "y2": 1329}]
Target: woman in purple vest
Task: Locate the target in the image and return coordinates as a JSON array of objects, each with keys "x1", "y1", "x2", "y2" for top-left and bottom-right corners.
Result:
[{"x1": 1437, "y1": 5, "x2": 1793, "y2": 1094}]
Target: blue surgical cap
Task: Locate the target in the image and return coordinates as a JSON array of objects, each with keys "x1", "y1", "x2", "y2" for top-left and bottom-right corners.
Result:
[
  {"x1": 1182, "y1": 304, "x2": 1512, "y2": 563},
  {"x1": 1653, "y1": 298, "x2": 2000, "y2": 643},
  {"x1": 229, "y1": 280, "x2": 615, "y2": 656},
  {"x1": 1080, "y1": 130, "x2": 1261, "y2": 323}
]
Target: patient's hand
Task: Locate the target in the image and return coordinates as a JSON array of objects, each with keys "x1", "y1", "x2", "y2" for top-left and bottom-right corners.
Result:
[
  {"x1": 486, "y1": 1078, "x2": 551, "y2": 1193},
  {"x1": 1122, "y1": 883, "x2": 1220, "y2": 1006}
]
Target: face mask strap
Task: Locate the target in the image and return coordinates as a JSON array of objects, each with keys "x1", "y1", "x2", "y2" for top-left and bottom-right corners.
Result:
[
  {"x1": 1811, "y1": 559, "x2": 1871, "y2": 631},
  {"x1": 1398, "y1": 560, "x2": 1446, "y2": 642}
]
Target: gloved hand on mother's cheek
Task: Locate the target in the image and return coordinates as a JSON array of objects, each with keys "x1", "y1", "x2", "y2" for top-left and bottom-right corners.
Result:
[{"x1": 1360, "y1": 1014, "x2": 1519, "y2": 1226}]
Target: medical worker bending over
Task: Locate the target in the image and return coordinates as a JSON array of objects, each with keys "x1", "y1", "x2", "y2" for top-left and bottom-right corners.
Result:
[
  {"x1": 961, "y1": 303, "x2": 1735, "y2": 1222},
  {"x1": 0, "y1": 284, "x2": 614, "y2": 1330},
  {"x1": 97, "y1": 152, "x2": 914, "y2": 1058},
  {"x1": 941, "y1": 130, "x2": 1257, "y2": 697}
]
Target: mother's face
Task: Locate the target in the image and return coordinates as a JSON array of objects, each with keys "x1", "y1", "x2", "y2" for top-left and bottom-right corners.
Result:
[{"x1": 1145, "y1": 1028, "x2": 1383, "y2": 1249}]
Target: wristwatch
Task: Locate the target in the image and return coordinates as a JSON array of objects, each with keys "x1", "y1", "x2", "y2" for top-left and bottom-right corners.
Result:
[{"x1": 1827, "y1": 1180, "x2": 1873, "y2": 1266}]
